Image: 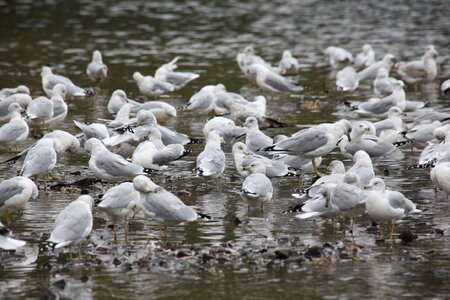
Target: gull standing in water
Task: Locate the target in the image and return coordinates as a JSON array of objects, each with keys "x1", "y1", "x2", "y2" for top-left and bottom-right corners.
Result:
[
  {"x1": 133, "y1": 175, "x2": 200, "y2": 238},
  {"x1": 48, "y1": 195, "x2": 94, "y2": 251},
  {"x1": 41, "y1": 66, "x2": 92, "y2": 98},
  {"x1": 365, "y1": 178, "x2": 421, "y2": 241},
  {"x1": 354, "y1": 44, "x2": 375, "y2": 69},
  {"x1": 195, "y1": 130, "x2": 226, "y2": 179},
  {"x1": 86, "y1": 50, "x2": 108, "y2": 83},
  {"x1": 398, "y1": 45, "x2": 438, "y2": 85},
  {"x1": 0, "y1": 103, "x2": 29, "y2": 150},
  {"x1": 357, "y1": 54, "x2": 396, "y2": 82},
  {"x1": 277, "y1": 50, "x2": 300, "y2": 75},
  {"x1": 20, "y1": 138, "x2": 57, "y2": 187},
  {"x1": 324, "y1": 46, "x2": 353, "y2": 68},
  {"x1": 241, "y1": 161, "x2": 273, "y2": 211},
  {"x1": 97, "y1": 182, "x2": 140, "y2": 241},
  {"x1": 264, "y1": 119, "x2": 351, "y2": 176},
  {"x1": 0, "y1": 176, "x2": 38, "y2": 225},
  {"x1": 247, "y1": 63, "x2": 302, "y2": 93}
]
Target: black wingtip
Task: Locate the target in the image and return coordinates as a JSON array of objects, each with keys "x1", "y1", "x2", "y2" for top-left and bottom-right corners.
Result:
[
  {"x1": 405, "y1": 159, "x2": 436, "y2": 170},
  {"x1": 282, "y1": 203, "x2": 304, "y2": 214},
  {"x1": 188, "y1": 137, "x2": 204, "y2": 144},
  {"x1": 85, "y1": 89, "x2": 95, "y2": 97},
  {"x1": 394, "y1": 140, "x2": 412, "y2": 147},
  {"x1": 197, "y1": 212, "x2": 212, "y2": 220}
]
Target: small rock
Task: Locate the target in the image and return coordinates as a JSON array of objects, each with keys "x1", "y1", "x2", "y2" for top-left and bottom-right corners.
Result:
[
  {"x1": 52, "y1": 279, "x2": 66, "y2": 290},
  {"x1": 177, "y1": 250, "x2": 189, "y2": 258},
  {"x1": 399, "y1": 230, "x2": 418, "y2": 242},
  {"x1": 79, "y1": 275, "x2": 89, "y2": 283},
  {"x1": 40, "y1": 289, "x2": 58, "y2": 300},
  {"x1": 113, "y1": 257, "x2": 121, "y2": 267},
  {"x1": 223, "y1": 213, "x2": 241, "y2": 226},
  {"x1": 176, "y1": 190, "x2": 191, "y2": 196},
  {"x1": 304, "y1": 246, "x2": 323, "y2": 260},
  {"x1": 96, "y1": 247, "x2": 108, "y2": 255},
  {"x1": 202, "y1": 253, "x2": 214, "y2": 262},
  {"x1": 275, "y1": 249, "x2": 290, "y2": 260},
  {"x1": 434, "y1": 228, "x2": 445, "y2": 236},
  {"x1": 121, "y1": 262, "x2": 132, "y2": 271}
]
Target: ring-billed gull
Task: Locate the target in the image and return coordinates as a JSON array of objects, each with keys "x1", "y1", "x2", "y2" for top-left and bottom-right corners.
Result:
[
  {"x1": 402, "y1": 120, "x2": 441, "y2": 149},
  {"x1": 154, "y1": 57, "x2": 199, "y2": 90},
  {"x1": 86, "y1": 50, "x2": 108, "y2": 83},
  {"x1": 365, "y1": 178, "x2": 421, "y2": 240},
  {"x1": 223, "y1": 98, "x2": 285, "y2": 128},
  {"x1": 45, "y1": 84, "x2": 68, "y2": 125},
  {"x1": 236, "y1": 45, "x2": 271, "y2": 79},
  {"x1": 301, "y1": 160, "x2": 346, "y2": 198},
  {"x1": 398, "y1": 45, "x2": 438, "y2": 85},
  {"x1": 0, "y1": 85, "x2": 29, "y2": 99},
  {"x1": 339, "y1": 123, "x2": 396, "y2": 159},
  {"x1": 213, "y1": 90, "x2": 249, "y2": 115},
  {"x1": 357, "y1": 54, "x2": 396, "y2": 82},
  {"x1": 41, "y1": 66, "x2": 92, "y2": 98},
  {"x1": 295, "y1": 183, "x2": 338, "y2": 220},
  {"x1": 263, "y1": 119, "x2": 351, "y2": 176},
  {"x1": 324, "y1": 46, "x2": 353, "y2": 68},
  {"x1": 241, "y1": 161, "x2": 273, "y2": 211},
  {"x1": 336, "y1": 66, "x2": 359, "y2": 91},
  {"x1": 132, "y1": 175, "x2": 200, "y2": 238},
  {"x1": 0, "y1": 221, "x2": 26, "y2": 250},
  {"x1": 25, "y1": 96, "x2": 53, "y2": 125},
  {"x1": 107, "y1": 89, "x2": 133, "y2": 114},
  {"x1": 0, "y1": 176, "x2": 38, "y2": 224},
  {"x1": 0, "y1": 93, "x2": 32, "y2": 122},
  {"x1": 48, "y1": 195, "x2": 94, "y2": 249},
  {"x1": 347, "y1": 150, "x2": 375, "y2": 188},
  {"x1": 180, "y1": 84, "x2": 225, "y2": 113},
  {"x1": 354, "y1": 80, "x2": 406, "y2": 116},
  {"x1": 84, "y1": 138, "x2": 148, "y2": 182},
  {"x1": 232, "y1": 142, "x2": 295, "y2": 178},
  {"x1": 74, "y1": 120, "x2": 110, "y2": 141},
  {"x1": 354, "y1": 44, "x2": 375, "y2": 69},
  {"x1": 277, "y1": 50, "x2": 300, "y2": 75},
  {"x1": 247, "y1": 63, "x2": 302, "y2": 93},
  {"x1": 0, "y1": 103, "x2": 29, "y2": 149},
  {"x1": 97, "y1": 182, "x2": 140, "y2": 240},
  {"x1": 202, "y1": 117, "x2": 246, "y2": 144},
  {"x1": 195, "y1": 130, "x2": 226, "y2": 178},
  {"x1": 20, "y1": 138, "x2": 57, "y2": 184},
  {"x1": 132, "y1": 71, "x2": 174, "y2": 97},
  {"x1": 373, "y1": 68, "x2": 397, "y2": 96},
  {"x1": 373, "y1": 106, "x2": 405, "y2": 135},
  {"x1": 130, "y1": 100, "x2": 177, "y2": 123},
  {"x1": 243, "y1": 116, "x2": 273, "y2": 156}
]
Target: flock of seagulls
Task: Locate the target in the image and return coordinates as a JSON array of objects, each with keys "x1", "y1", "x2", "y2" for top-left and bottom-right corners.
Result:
[{"x1": 0, "y1": 42, "x2": 449, "y2": 252}]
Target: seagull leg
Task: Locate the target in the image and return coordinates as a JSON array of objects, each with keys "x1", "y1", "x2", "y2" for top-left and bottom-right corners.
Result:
[
  {"x1": 124, "y1": 216, "x2": 129, "y2": 242},
  {"x1": 350, "y1": 217, "x2": 356, "y2": 244},
  {"x1": 389, "y1": 221, "x2": 395, "y2": 243},
  {"x1": 113, "y1": 220, "x2": 117, "y2": 244},
  {"x1": 5, "y1": 213, "x2": 11, "y2": 225},
  {"x1": 311, "y1": 159, "x2": 323, "y2": 177},
  {"x1": 379, "y1": 224, "x2": 384, "y2": 240}
]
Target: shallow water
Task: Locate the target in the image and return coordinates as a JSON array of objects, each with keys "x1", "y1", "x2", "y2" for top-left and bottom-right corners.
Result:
[{"x1": 1, "y1": 0, "x2": 450, "y2": 299}]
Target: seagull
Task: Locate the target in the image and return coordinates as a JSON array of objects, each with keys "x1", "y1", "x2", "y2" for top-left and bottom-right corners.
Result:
[
  {"x1": 41, "y1": 66, "x2": 92, "y2": 98},
  {"x1": 232, "y1": 142, "x2": 296, "y2": 178},
  {"x1": 347, "y1": 150, "x2": 375, "y2": 188},
  {"x1": 247, "y1": 63, "x2": 302, "y2": 92},
  {"x1": 202, "y1": 117, "x2": 246, "y2": 144},
  {"x1": 295, "y1": 183, "x2": 339, "y2": 220},
  {"x1": 365, "y1": 178, "x2": 421, "y2": 240},
  {"x1": 180, "y1": 84, "x2": 225, "y2": 113},
  {"x1": 132, "y1": 71, "x2": 174, "y2": 97},
  {"x1": 373, "y1": 68, "x2": 398, "y2": 96},
  {"x1": 25, "y1": 96, "x2": 53, "y2": 125},
  {"x1": 0, "y1": 103, "x2": 29, "y2": 148},
  {"x1": 236, "y1": 45, "x2": 271, "y2": 79},
  {"x1": 48, "y1": 195, "x2": 94, "y2": 249},
  {"x1": 398, "y1": 45, "x2": 438, "y2": 85},
  {"x1": 263, "y1": 119, "x2": 351, "y2": 176},
  {"x1": 97, "y1": 182, "x2": 140, "y2": 240},
  {"x1": 301, "y1": 160, "x2": 346, "y2": 198},
  {"x1": 0, "y1": 176, "x2": 38, "y2": 225},
  {"x1": 277, "y1": 50, "x2": 300, "y2": 75},
  {"x1": 154, "y1": 57, "x2": 199, "y2": 90},
  {"x1": 86, "y1": 50, "x2": 108, "y2": 83},
  {"x1": 324, "y1": 46, "x2": 353, "y2": 68},
  {"x1": 20, "y1": 138, "x2": 57, "y2": 184},
  {"x1": 0, "y1": 92, "x2": 32, "y2": 122},
  {"x1": 357, "y1": 54, "x2": 396, "y2": 82},
  {"x1": 373, "y1": 106, "x2": 405, "y2": 136},
  {"x1": 84, "y1": 138, "x2": 148, "y2": 182},
  {"x1": 336, "y1": 66, "x2": 359, "y2": 91},
  {"x1": 0, "y1": 85, "x2": 30, "y2": 99},
  {"x1": 241, "y1": 161, "x2": 273, "y2": 211},
  {"x1": 107, "y1": 89, "x2": 135, "y2": 115},
  {"x1": 195, "y1": 130, "x2": 226, "y2": 178},
  {"x1": 355, "y1": 80, "x2": 406, "y2": 116},
  {"x1": 354, "y1": 44, "x2": 375, "y2": 69},
  {"x1": 242, "y1": 116, "x2": 273, "y2": 156},
  {"x1": 44, "y1": 84, "x2": 68, "y2": 125},
  {"x1": 132, "y1": 175, "x2": 200, "y2": 237},
  {"x1": 0, "y1": 221, "x2": 26, "y2": 250},
  {"x1": 130, "y1": 100, "x2": 177, "y2": 123}
]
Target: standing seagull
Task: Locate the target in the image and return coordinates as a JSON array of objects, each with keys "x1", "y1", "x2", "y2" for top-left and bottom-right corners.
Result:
[
  {"x1": 398, "y1": 45, "x2": 438, "y2": 85},
  {"x1": 133, "y1": 175, "x2": 200, "y2": 238},
  {"x1": 241, "y1": 161, "x2": 273, "y2": 211},
  {"x1": 0, "y1": 103, "x2": 29, "y2": 149},
  {"x1": 48, "y1": 195, "x2": 94, "y2": 250},
  {"x1": 277, "y1": 50, "x2": 300, "y2": 75},
  {"x1": 41, "y1": 66, "x2": 92, "y2": 98},
  {"x1": 195, "y1": 130, "x2": 226, "y2": 178},
  {"x1": 247, "y1": 64, "x2": 302, "y2": 93},
  {"x1": 354, "y1": 44, "x2": 375, "y2": 69},
  {"x1": 0, "y1": 176, "x2": 38, "y2": 225},
  {"x1": 86, "y1": 50, "x2": 108, "y2": 83},
  {"x1": 365, "y1": 178, "x2": 421, "y2": 241},
  {"x1": 20, "y1": 138, "x2": 57, "y2": 186}
]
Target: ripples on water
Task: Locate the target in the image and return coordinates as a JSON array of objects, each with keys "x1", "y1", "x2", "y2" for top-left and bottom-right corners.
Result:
[{"x1": 1, "y1": 0, "x2": 450, "y2": 298}]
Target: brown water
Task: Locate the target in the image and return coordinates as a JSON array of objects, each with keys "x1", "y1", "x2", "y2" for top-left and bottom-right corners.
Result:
[{"x1": 1, "y1": 0, "x2": 450, "y2": 299}]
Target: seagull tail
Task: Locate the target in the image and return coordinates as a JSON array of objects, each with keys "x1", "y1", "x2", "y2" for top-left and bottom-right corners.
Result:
[
  {"x1": 188, "y1": 137, "x2": 204, "y2": 144},
  {"x1": 282, "y1": 203, "x2": 304, "y2": 214},
  {"x1": 197, "y1": 212, "x2": 212, "y2": 220},
  {"x1": 393, "y1": 140, "x2": 412, "y2": 147},
  {"x1": 295, "y1": 211, "x2": 323, "y2": 220}
]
